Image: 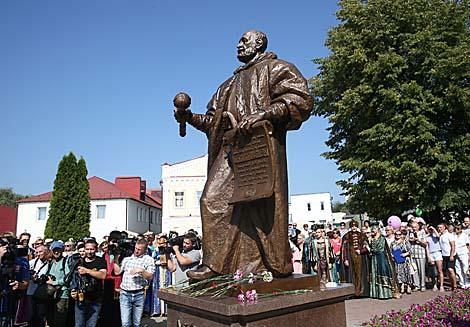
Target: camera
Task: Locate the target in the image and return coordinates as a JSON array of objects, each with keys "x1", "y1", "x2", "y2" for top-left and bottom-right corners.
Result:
[
  {"x1": 31, "y1": 273, "x2": 55, "y2": 285},
  {"x1": 0, "y1": 237, "x2": 28, "y2": 263},
  {"x1": 1, "y1": 237, "x2": 29, "y2": 282},
  {"x1": 163, "y1": 233, "x2": 201, "y2": 255},
  {"x1": 168, "y1": 235, "x2": 185, "y2": 249},
  {"x1": 107, "y1": 231, "x2": 136, "y2": 263}
]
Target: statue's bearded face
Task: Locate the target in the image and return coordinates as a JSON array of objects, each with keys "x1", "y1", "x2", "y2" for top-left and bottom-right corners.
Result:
[{"x1": 237, "y1": 32, "x2": 259, "y2": 63}]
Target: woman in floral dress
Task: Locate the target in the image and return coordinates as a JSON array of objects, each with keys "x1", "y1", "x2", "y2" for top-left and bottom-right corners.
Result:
[{"x1": 391, "y1": 230, "x2": 413, "y2": 294}]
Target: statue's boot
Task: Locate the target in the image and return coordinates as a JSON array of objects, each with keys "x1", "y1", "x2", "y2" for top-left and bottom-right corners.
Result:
[{"x1": 186, "y1": 265, "x2": 216, "y2": 280}]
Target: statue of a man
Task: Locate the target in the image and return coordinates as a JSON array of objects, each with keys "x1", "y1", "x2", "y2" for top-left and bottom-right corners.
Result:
[{"x1": 174, "y1": 30, "x2": 313, "y2": 280}]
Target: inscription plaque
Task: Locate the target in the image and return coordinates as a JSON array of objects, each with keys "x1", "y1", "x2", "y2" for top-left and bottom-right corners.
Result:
[{"x1": 229, "y1": 121, "x2": 275, "y2": 205}]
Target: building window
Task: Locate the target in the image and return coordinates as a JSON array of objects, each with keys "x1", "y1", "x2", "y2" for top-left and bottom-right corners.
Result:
[
  {"x1": 96, "y1": 205, "x2": 106, "y2": 219},
  {"x1": 196, "y1": 191, "x2": 202, "y2": 207},
  {"x1": 140, "y1": 208, "x2": 143, "y2": 221},
  {"x1": 150, "y1": 211, "x2": 154, "y2": 224},
  {"x1": 320, "y1": 201, "x2": 325, "y2": 211},
  {"x1": 145, "y1": 209, "x2": 148, "y2": 222},
  {"x1": 38, "y1": 207, "x2": 47, "y2": 221},
  {"x1": 175, "y1": 192, "x2": 184, "y2": 208},
  {"x1": 307, "y1": 203, "x2": 311, "y2": 211}
]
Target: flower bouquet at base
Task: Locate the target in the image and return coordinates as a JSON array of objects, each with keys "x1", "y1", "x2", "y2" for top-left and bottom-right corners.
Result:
[{"x1": 167, "y1": 269, "x2": 320, "y2": 305}]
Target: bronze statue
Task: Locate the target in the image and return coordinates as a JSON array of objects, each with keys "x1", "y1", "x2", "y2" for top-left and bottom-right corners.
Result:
[{"x1": 173, "y1": 30, "x2": 313, "y2": 280}]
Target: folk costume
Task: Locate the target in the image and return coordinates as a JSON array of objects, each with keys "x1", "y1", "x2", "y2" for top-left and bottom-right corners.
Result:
[
  {"x1": 340, "y1": 221, "x2": 370, "y2": 297},
  {"x1": 368, "y1": 232, "x2": 398, "y2": 299},
  {"x1": 303, "y1": 236, "x2": 338, "y2": 283}
]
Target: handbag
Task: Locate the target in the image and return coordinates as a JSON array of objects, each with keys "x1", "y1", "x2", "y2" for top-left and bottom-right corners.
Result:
[{"x1": 410, "y1": 262, "x2": 418, "y2": 275}]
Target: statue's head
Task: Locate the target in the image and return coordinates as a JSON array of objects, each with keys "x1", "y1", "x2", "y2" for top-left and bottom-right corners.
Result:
[{"x1": 237, "y1": 30, "x2": 268, "y2": 63}]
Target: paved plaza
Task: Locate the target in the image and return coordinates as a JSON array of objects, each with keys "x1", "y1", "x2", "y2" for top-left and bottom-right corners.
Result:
[
  {"x1": 141, "y1": 289, "x2": 450, "y2": 326},
  {"x1": 346, "y1": 289, "x2": 451, "y2": 327}
]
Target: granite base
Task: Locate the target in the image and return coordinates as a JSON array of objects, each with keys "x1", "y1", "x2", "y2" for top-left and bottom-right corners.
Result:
[{"x1": 158, "y1": 283, "x2": 354, "y2": 327}]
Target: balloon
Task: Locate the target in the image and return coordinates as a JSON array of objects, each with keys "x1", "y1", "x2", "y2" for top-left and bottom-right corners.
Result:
[
  {"x1": 415, "y1": 208, "x2": 423, "y2": 217},
  {"x1": 387, "y1": 215, "x2": 401, "y2": 230}
]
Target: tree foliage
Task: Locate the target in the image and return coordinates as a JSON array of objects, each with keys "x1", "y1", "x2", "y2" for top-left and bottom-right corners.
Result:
[
  {"x1": 311, "y1": 0, "x2": 470, "y2": 220},
  {"x1": 44, "y1": 153, "x2": 90, "y2": 240},
  {"x1": 0, "y1": 188, "x2": 27, "y2": 208},
  {"x1": 332, "y1": 201, "x2": 350, "y2": 213}
]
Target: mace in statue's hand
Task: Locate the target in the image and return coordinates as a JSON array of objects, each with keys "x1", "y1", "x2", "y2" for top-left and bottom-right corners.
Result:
[{"x1": 238, "y1": 111, "x2": 266, "y2": 135}]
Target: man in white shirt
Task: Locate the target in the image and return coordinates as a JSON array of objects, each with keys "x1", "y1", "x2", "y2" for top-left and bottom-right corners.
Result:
[
  {"x1": 463, "y1": 216, "x2": 470, "y2": 237},
  {"x1": 454, "y1": 224, "x2": 470, "y2": 289},
  {"x1": 27, "y1": 245, "x2": 50, "y2": 327},
  {"x1": 114, "y1": 239, "x2": 155, "y2": 327},
  {"x1": 301, "y1": 224, "x2": 310, "y2": 238},
  {"x1": 438, "y1": 223, "x2": 457, "y2": 290}
]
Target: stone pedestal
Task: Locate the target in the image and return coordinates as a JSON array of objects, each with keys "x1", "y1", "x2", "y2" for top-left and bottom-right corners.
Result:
[{"x1": 158, "y1": 283, "x2": 354, "y2": 327}]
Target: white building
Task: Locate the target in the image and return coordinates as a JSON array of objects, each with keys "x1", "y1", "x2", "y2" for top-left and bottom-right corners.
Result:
[
  {"x1": 17, "y1": 176, "x2": 162, "y2": 241},
  {"x1": 289, "y1": 192, "x2": 333, "y2": 227},
  {"x1": 332, "y1": 212, "x2": 349, "y2": 226},
  {"x1": 161, "y1": 155, "x2": 207, "y2": 234}
]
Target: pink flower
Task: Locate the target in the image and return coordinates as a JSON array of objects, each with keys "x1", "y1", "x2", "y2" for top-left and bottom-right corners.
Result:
[
  {"x1": 237, "y1": 293, "x2": 245, "y2": 304},
  {"x1": 246, "y1": 290, "x2": 257, "y2": 303},
  {"x1": 234, "y1": 269, "x2": 243, "y2": 281}
]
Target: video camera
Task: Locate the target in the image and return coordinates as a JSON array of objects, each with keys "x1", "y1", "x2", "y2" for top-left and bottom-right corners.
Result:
[
  {"x1": 108, "y1": 231, "x2": 136, "y2": 263},
  {"x1": 0, "y1": 236, "x2": 29, "y2": 263},
  {"x1": 160, "y1": 232, "x2": 201, "y2": 255}
]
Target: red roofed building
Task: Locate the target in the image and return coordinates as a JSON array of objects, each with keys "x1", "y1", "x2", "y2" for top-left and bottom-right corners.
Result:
[
  {"x1": 17, "y1": 176, "x2": 162, "y2": 240},
  {"x1": 0, "y1": 205, "x2": 17, "y2": 234}
]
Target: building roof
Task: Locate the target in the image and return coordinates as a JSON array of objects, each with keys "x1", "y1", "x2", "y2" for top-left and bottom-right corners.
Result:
[
  {"x1": 146, "y1": 188, "x2": 162, "y2": 206},
  {"x1": 161, "y1": 154, "x2": 207, "y2": 167},
  {"x1": 0, "y1": 205, "x2": 17, "y2": 234},
  {"x1": 18, "y1": 176, "x2": 161, "y2": 209}
]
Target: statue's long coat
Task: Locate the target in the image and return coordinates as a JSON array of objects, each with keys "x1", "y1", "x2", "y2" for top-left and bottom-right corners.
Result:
[{"x1": 191, "y1": 52, "x2": 312, "y2": 276}]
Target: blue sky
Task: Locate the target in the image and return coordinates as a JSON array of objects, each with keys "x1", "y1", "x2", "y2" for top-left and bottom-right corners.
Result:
[{"x1": 1, "y1": 1, "x2": 345, "y2": 202}]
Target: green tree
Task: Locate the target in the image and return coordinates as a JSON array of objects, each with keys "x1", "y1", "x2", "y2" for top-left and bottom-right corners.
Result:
[
  {"x1": 74, "y1": 157, "x2": 91, "y2": 236},
  {"x1": 332, "y1": 201, "x2": 351, "y2": 214},
  {"x1": 0, "y1": 188, "x2": 27, "y2": 207},
  {"x1": 311, "y1": 0, "x2": 470, "y2": 221},
  {"x1": 44, "y1": 153, "x2": 91, "y2": 240}
]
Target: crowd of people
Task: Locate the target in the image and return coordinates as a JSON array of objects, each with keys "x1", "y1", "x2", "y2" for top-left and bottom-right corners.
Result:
[
  {"x1": 0, "y1": 230, "x2": 201, "y2": 327},
  {"x1": 1, "y1": 215, "x2": 469, "y2": 326},
  {"x1": 289, "y1": 216, "x2": 470, "y2": 299}
]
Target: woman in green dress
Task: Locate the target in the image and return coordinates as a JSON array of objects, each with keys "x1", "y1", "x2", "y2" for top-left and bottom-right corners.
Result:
[{"x1": 368, "y1": 223, "x2": 399, "y2": 299}]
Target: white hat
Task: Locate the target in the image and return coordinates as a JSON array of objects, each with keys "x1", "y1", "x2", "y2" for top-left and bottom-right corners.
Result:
[{"x1": 416, "y1": 217, "x2": 426, "y2": 224}]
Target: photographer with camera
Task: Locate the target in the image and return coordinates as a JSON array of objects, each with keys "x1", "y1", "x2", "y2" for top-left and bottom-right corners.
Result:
[
  {"x1": 27, "y1": 244, "x2": 50, "y2": 327},
  {"x1": 43, "y1": 241, "x2": 70, "y2": 327},
  {"x1": 0, "y1": 237, "x2": 29, "y2": 327},
  {"x1": 69, "y1": 239, "x2": 106, "y2": 327},
  {"x1": 113, "y1": 239, "x2": 154, "y2": 327},
  {"x1": 166, "y1": 233, "x2": 201, "y2": 286}
]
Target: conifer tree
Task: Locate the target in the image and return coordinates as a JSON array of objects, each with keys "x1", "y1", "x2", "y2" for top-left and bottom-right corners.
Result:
[
  {"x1": 44, "y1": 153, "x2": 91, "y2": 240},
  {"x1": 74, "y1": 157, "x2": 91, "y2": 237}
]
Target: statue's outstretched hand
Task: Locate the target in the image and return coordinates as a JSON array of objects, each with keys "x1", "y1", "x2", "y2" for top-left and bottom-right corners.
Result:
[
  {"x1": 238, "y1": 111, "x2": 266, "y2": 135},
  {"x1": 173, "y1": 109, "x2": 192, "y2": 124}
]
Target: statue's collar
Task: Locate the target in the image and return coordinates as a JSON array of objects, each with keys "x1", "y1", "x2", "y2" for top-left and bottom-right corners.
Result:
[{"x1": 234, "y1": 52, "x2": 277, "y2": 74}]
